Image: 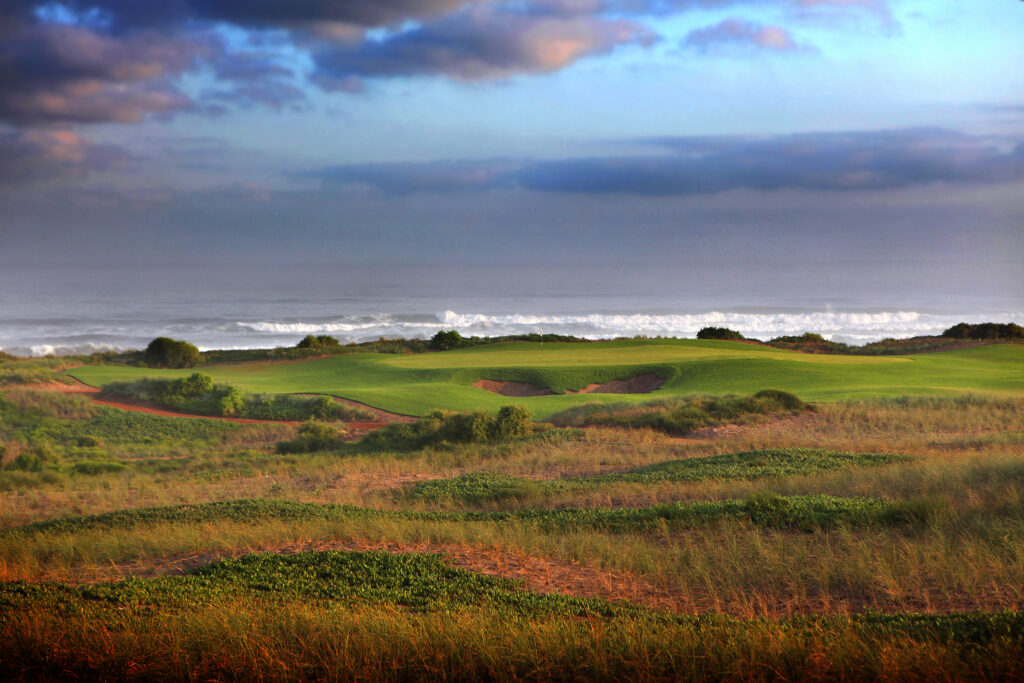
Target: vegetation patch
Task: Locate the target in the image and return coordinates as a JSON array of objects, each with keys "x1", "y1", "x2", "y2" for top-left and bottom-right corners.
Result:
[
  {"x1": 547, "y1": 390, "x2": 808, "y2": 436},
  {"x1": 275, "y1": 421, "x2": 348, "y2": 454},
  {"x1": 4, "y1": 494, "x2": 937, "y2": 538},
  {"x1": 0, "y1": 550, "x2": 623, "y2": 617},
  {"x1": 408, "y1": 448, "x2": 910, "y2": 504},
  {"x1": 942, "y1": 322, "x2": 1024, "y2": 340},
  {"x1": 357, "y1": 405, "x2": 533, "y2": 451},
  {"x1": 143, "y1": 337, "x2": 201, "y2": 369},
  {"x1": 101, "y1": 373, "x2": 373, "y2": 421}
]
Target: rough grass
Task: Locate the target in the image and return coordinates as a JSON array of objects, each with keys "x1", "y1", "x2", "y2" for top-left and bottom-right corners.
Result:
[
  {"x1": 2, "y1": 371, "x2": 1024, "y2": 678},
  {"x1": 406, "y1": 449, "x2": 911, "y2": 505}
]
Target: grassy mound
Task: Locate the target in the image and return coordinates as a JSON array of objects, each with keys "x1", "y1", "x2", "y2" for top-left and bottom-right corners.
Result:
[
  {"x1": 5, "y1": 494, "x2": 940, "y2": 538},
  {"x1": 547, "y1": 390, "x2": 807, "y2": 435},
  {"x1": 407, "y1": 448, "x2": 910, "y2": 504}
]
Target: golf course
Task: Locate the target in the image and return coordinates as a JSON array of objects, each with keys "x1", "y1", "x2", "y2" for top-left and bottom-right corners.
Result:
[{"x1": 68, "y1": 339, "x2": 1024, "y2": 418}]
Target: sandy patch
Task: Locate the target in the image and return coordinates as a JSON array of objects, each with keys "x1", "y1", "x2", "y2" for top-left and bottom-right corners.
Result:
[
  {"x1": 474, "y1": 373, "x2": 665, "y2": 397},
  {"x1": 567, "y1": 373, "x2": 665, "y2": 394},
  {"x1": 472, "y1": 380, "x2": 556, "y2": 397}
]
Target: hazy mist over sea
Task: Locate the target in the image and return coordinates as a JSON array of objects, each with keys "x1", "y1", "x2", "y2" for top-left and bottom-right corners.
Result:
[{"x1": 2, "y1": 262, "x2": 1020, "y2": 356}]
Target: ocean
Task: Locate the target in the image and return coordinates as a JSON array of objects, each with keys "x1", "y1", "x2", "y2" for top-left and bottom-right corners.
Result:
[{"x1": 1, "y1": 263, "x2": 1020, "y2": 356}]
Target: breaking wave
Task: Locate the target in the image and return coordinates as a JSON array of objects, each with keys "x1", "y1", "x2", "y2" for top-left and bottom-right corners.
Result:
[{"x1": 4, "y1": 309, "x2": 1019, "y2": 356}]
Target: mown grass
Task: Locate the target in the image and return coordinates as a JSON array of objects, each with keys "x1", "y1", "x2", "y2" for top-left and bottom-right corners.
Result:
[{"x1": 68, "y1": 339, "x2": 1024, "y2": 417}]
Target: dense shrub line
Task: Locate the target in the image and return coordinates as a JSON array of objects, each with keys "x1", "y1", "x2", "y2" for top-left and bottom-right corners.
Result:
[
  {"x1": 101, "y1": 373, "x2": 372, "y2": 421},
  {"x1": 357, "y1": 405, "x2": 533, "y2": 452}
]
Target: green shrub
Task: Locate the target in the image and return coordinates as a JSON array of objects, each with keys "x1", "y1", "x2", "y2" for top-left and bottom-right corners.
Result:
[
  {"x1": 359, "y1": 406, "x2": 536, "y2": 451},
  {"x1": 102, "y1": 378, "x2": 370, "y2": 422},
  {"x1": 753, "y1": 389, "x2": 805, "y2": 410},
  {"x1": 770, "y1": 332, "x2": 826, "y2": 343},
  {"x1": 493, "y1": 404, "x2": 532, "y2": 440},
  {"x1": 5, "y1": 444, "x2": 55, "y2": 472},
  {"x1": 275, "y1": 421, "x2": 347, "y2": 454},
  {"x1": 942, "y1": 322, "x2": 1024, "y2": 340},
  {"x1": 430, "y1": 330, "x2": 466, "y2": 351},
  {"x1": 296, "y1": 335, "x2": 341, "y2": 349},
  {"x1": 696, "y1": 326, "x2": 745, "y2": 340},
  {"x1": 142, "y1": 337, "x2": 201, "y2": 368}
]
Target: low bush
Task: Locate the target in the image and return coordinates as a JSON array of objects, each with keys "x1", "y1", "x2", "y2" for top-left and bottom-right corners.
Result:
[
  {"x1": 358, "y1": 405, "x2": 534, "y2": 451},
  {"x1": 275, "y1": 422, "x2": 348, "y2": 454},
  {"x1": 296, "y1": 335, "x2": 341, "y2": 349},
  {"x1": 142, "y1": 337, "x2": 201, "y2": 368},
  {"x1": 3, "y1": 444, "x2": 56, "y2": 472},
  {"x1": 770, "y1": 332, "x2": 826, "y2": 344},
  {"x1": 942, "y1": 322, "x2": 1024, "y2": 340},
  {"x1": 696, "y1": 327, "x2": 745, "y2": 340},
  {"x1": 430, "y1": 330, "x2": 467, "y2": 351}
]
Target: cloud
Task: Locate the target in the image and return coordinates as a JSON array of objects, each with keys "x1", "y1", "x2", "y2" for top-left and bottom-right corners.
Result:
[
  {"x1": 308, "y1": 159, "x2": 520, "y2": 194},
  {"x1": 0, "y1": 128, "x2": 127, "y2": 186},
  {"x1": 685, "y1": 19, "x2": 800, "y2": 51},
  {"x1": 0, "y1": 19, "x2": 206, "y2": 125},
  {"x1": 312, "y1": 7, "x2": 656, "y2": 83},
  {"x1": 308, "y1": 128, "x2": 1024, "y2": 196}
]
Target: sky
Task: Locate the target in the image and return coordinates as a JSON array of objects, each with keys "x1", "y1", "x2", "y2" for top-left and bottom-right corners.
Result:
[{"x1": 0, "y1": 0, "x2": 1022, "y2": 302}]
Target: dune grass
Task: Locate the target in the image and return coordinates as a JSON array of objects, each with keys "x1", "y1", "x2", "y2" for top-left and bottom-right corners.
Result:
[
  {"x1": 406, "y1": 449, "x2": 911, "y2": 505},
  {"x1": 3, "y1": 358, "x2": 1024, "y2": 678}
]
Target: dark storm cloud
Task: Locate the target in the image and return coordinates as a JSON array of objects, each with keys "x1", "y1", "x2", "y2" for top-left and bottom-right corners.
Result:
[
  {"x1": 312, "y1": 7, "x2": 656, "y2": 82},
  {"x1": 309, "y1": 129, "x2": 1024, "y2": 196}
]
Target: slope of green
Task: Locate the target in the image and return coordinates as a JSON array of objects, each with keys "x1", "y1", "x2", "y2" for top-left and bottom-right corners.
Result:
[{"x1": 68, "y1": 339, "x2": 1024, "y2": 417}]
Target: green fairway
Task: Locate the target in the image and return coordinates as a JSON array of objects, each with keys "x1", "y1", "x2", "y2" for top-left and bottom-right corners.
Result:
[{"x1": 68, "y1": 339, "x2": 1024, "y2": 418}]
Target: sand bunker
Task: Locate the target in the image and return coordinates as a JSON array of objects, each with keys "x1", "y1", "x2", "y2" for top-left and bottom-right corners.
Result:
[
  {"x1": 472, "y1": 380, "x2": 556, "y2": 397},
  {"x1": 568, "y1": 373, "x2": 665, "y2": 394},
  {"x1": 474, "y1": 373, "x2": 665, "y2": 397}
]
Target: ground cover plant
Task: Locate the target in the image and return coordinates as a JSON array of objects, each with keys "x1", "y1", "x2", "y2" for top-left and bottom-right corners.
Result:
[
  {"x1": 405, "y1": 448, "x2": 911, "y2": 504},
  {"x1": 2, "y1": 351, "x2": 1023, "y2": 679},
  {"x1": 4, "y1": 554, "x2": 1023, "y2": 681}
]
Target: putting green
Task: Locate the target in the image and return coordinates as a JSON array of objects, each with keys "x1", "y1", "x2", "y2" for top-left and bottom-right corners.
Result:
[{"x1": 68, "y1": 340, "x2": 1024, "y2": 418}]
